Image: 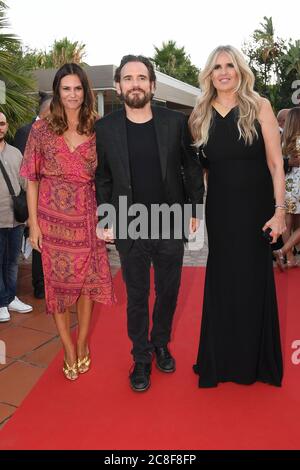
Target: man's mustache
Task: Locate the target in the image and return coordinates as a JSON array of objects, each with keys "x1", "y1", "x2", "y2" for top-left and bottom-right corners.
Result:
[{"x1": 127, "y1": 88, "x2": 145, "y2": 94}]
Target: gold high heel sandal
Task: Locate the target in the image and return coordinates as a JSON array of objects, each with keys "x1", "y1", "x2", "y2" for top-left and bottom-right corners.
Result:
[
  {"x1": 77, "y1": 350, "x2": 91, "y2": 374},
  {"x1": 63, "y1": 359, "x2": 79, "y2": 381}
]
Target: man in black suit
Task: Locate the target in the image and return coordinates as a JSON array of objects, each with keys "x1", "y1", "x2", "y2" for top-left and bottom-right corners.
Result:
[
  {"x1": 13, "y1": 95, "x2": 51, "y2": 299},
  {"x1": 95, "y1": 55, "x2": 204, "y2": 392}
]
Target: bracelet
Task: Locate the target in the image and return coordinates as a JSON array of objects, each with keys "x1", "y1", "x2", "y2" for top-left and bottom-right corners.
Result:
[{"x1": 275, "y1": 204, "x2": 286, "y2": 210}]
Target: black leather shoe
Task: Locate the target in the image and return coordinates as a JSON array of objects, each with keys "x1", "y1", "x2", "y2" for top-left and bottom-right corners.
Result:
[
  {"x1": 155, "y1": 346, "x2": 176, "y2": 373},
  {"x1": 129, "y1": 362, "x2": 151, "y2": 392},
  {"x1": 34, "y1": 286, "x2": 45, "y2": 299}
]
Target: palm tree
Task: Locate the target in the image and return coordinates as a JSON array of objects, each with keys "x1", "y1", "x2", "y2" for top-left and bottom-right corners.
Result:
[
  {"x1": 18, "y1": 37, "x2": 88, "y2": 70},
  {"x1": 254, "y1": 16, "x2": 274, "y2": 44},
  {"x1": 0, "y1": 1, "x2": 37, "y2": 139},
  {"x1": 153, "y1": 40, "x2": 186, "y2": 75},
  {"x1": 243, "y1": 16, "x2": 299, "y2": 110},
  {"x1": 253, "y1": 16, "x2": 283, "y2": 85},
  {"x1": 283, "y1": 40, "x2": 300, "y2": 76},
  {"x1": 153, "y1": 40, "x2": 199, "y2": 87},
  {"x1": 49, "y1": 37, "x2": 87, "y2": 67}
]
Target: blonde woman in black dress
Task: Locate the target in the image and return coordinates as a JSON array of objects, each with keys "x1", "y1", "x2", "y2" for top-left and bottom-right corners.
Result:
[{"x1": 189, "y1": 45, "x2": 286, "y2": 388}]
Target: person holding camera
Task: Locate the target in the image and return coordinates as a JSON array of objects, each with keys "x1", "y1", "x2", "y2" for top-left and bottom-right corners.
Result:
[
  {"x1": 0, "y1": 112, "x2": 32, "y2": 323},
  {"x1": 189, "y1": 46, "x2": 286, "y2": 388}
]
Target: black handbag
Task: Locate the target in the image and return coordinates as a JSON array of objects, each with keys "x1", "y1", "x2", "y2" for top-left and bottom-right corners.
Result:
[{"x1": 0, "y1": 159, "x2": 29, "y2": 223}]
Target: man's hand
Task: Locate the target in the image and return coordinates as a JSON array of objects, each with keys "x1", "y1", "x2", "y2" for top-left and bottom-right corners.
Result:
[{"x1": 189, "y1": 217, "x2": 200, "y2": 234}]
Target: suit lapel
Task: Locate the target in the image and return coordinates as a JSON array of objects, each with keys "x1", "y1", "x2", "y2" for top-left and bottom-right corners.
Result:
[
  {"x1": 114, "y1": 109, "x2": 131, "y2": 183},
  {"x1": 114, "y1": 106, "x2": 169, "y2": 183},
  {"x1": 152, "y1": 106, "x2": 168, "y2": 181}
]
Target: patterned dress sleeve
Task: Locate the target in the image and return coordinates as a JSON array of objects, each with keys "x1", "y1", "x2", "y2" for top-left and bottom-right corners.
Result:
[{"x1": 20, "y1": 122, "x2": 43, "y2": 181}]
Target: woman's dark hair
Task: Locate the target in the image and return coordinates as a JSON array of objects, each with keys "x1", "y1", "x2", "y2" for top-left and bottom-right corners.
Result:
[
  {"x1": 114, "y1": 55, "x2": 156, "y2": 84},
  {"x1": 48, "y1": 63, "x2": 97, "y2": 136}
]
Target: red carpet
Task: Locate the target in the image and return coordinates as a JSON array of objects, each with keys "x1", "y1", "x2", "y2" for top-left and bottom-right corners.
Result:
[{"x1": 0, "y1": 267, "x2": 299, "y2": 450}]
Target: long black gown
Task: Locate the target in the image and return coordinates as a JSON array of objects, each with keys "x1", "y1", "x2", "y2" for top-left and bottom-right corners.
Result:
[{"x1": 193, "y1": 107, "x2": 283, "y2": 387}]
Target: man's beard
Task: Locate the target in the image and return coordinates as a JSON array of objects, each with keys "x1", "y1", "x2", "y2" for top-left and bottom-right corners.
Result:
[{"x1": 121, "y1": 88, "x2": 153, "y2": 109}]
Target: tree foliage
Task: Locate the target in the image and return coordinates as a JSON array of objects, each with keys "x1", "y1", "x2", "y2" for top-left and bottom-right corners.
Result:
[
  {"x1": 243, "y1": 16, "x2": 300, "y2": 110},
  {"x1": 152, "y1": 40, "x2": 199, "y2": 87},
  {"x1": 0, "y1": 0, "x2": 37, "y2": 139},
  {"x1": 19, "y1": 37, "x2": 87, "y2": 69}
]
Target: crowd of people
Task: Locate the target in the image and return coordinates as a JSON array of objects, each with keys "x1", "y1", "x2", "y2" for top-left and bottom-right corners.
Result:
[
  {"x1": 274, "y1": 107, "x2": 300, "y2": 270},
  {"x1": 1, "y1": 44, "x2": 299, "y2": 390}
]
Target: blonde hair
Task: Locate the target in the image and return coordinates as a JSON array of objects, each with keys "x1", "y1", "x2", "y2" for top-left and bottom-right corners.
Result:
[
  {"x1": 189, "y1": 45, "x2": 261, "y2": 147},
  {"x1": 282, "y1": 107, "x2": 300, "y2": 158}
]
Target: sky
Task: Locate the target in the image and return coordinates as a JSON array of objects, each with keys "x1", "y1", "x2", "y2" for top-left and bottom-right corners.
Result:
[{"x1": 5, "y1": 0, "x2": 300, "y2": 69}]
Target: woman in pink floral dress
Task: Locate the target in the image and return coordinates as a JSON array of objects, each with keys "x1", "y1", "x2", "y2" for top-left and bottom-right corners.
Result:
[{"x1": 20, "y1": 63, "x2": 116, "y2": 381}]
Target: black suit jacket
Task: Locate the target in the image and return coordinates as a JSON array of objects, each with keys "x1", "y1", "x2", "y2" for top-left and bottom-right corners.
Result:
[
  {"x1": 13, "y1": 120, "x2": 35, "y2": 155},
  {"x1": 95, "y1": 105, "x2": 204, "y2": 254}
]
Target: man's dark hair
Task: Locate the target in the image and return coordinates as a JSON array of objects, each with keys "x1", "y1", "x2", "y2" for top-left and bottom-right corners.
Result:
[
  {"x1": 114, "y1": 55, "x2": 156, "y2": 84},
  {"x1": 39, "y1": 97, "x2": 52, "y2": 115}
]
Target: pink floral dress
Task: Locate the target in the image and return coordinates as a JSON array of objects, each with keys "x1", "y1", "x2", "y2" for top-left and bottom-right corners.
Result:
[{"x1": 20, "y1": 119, "x2": 116, "y2": 314}]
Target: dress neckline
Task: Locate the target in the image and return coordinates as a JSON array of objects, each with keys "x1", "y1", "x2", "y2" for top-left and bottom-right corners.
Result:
[
  {"x1": 62, "y1": 134, "x2": 94, "y2": 154},
  {"x1": 212, "y1": 103, "x2": 238, "y2": 119}
]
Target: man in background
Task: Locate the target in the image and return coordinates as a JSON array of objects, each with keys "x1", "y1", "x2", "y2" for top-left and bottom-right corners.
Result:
[
  {"x1": 0, "y1": 112, "x2": 32, "y2": 322},
  {"x1": 277, "y1": 108, "x2": 290, "y2": 135}
]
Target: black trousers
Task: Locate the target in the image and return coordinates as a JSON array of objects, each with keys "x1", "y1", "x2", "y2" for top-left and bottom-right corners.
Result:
[
  {"x1": 32, "y1": 249, "x2": 44, "y2": 290},
  {"x1": 120, "y1": 238, "x2": 184, "y2": 363}
]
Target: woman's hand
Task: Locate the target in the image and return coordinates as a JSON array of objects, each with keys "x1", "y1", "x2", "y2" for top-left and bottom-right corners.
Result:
[
  {"x1": 96, "y1": 226, "x2": 114, "y2": 243},
  {"x1": 262, "y1": 211, "x2": 286, "y2": 244},
  {"x1": 29, "y1": 223, "x2": 43, "y2": 252}
]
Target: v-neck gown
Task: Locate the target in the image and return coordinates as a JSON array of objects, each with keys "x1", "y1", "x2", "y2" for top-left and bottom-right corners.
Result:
[
  {"x1": 20, "y1": 119, "x2": 116, "y2": 314},
  {"x1": 193, "y1": 108, "x2": 283, "y2": 387}
]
